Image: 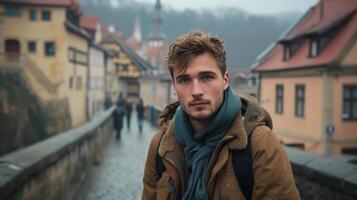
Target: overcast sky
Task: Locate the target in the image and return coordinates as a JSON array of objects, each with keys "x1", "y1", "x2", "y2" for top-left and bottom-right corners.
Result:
[{"x1": 133, "y1": 0, "x2": 318, "y2": 15}]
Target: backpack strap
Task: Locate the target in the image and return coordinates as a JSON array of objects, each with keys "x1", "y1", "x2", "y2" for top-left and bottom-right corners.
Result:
[
  {"x1": 153, "y1": 129, "x2": 166, "y2": 177},
  {"x1": 232, "y1": 132, "x2": 254, "y2": 200}
]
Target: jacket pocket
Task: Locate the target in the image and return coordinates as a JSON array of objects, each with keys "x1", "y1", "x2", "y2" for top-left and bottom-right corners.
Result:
[{"x1": 156, "y1": 173, "x2": 177, "y2": 200}]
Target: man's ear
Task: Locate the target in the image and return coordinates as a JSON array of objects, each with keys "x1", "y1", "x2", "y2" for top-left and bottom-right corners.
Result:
[{"x1": 223, "y1": 71, "x2": 229, "y2": 90}]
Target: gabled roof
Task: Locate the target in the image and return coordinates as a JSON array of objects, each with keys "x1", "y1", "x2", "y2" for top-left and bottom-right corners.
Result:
[
  {"x1": 80, "y1": 16, "x2": 100, "y2": 31},
  {"x1": 102, "y1": 34, "x2": 154, "y2": 73},
  {"x1": 253, "y1": 0, "x2": 357, "y2": 72}
]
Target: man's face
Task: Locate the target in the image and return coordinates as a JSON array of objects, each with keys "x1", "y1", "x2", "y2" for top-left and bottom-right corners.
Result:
[{"x1": 173, "y1": 52, "x2": 229, "y2": 121}]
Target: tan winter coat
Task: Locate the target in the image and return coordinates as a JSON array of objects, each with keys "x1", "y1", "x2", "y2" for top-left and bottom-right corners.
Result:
[{"x1": 142, "y1": 95, "x2": 300, "y2": 200}]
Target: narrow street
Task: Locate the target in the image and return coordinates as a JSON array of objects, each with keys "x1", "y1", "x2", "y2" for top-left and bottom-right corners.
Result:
[{"x1": 75, "y1": 114, "x2": 158, "y2": 200}]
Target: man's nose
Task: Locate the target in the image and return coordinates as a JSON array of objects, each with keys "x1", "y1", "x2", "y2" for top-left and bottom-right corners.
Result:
[{"x1": 191, "y1": 80, "x2": 203, "y2": 97}]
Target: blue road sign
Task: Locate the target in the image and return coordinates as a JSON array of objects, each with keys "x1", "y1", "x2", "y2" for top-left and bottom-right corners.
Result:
[{"x1": 326, "y1": 124, "x2": 335, "y2": 136}]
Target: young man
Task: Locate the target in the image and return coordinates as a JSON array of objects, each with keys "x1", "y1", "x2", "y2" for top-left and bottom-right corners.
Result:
[{"x1": 142, "y1": 30, "x2": 300, "y2": 200}]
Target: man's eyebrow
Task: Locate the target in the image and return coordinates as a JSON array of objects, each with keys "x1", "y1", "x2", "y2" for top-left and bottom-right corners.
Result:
[
  {"x1": 199, "y1": 71, "x2": 216, "y2": 76},
  {"x1": 175, "y1": 74, "x2": 190, "y2": 80}
]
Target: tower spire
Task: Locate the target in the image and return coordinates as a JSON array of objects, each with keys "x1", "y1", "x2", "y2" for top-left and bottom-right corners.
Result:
[
  {"x1": 147, "y1": 0, "x2": 166, "y2": 71},
  {"x1": 133, "y1": 16, "x2": 142, "y2": 42}
]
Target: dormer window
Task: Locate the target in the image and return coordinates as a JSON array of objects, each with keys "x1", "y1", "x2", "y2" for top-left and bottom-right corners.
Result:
[
  {"x1": 282, "y1": 39, "x2": 303, "y2": 61},
  {"x1": 309, "y1": 38, "x2": 319, "y2": 58},
  {"x1": 283, "y1": 44, "x2": 291, "y2": 61}
]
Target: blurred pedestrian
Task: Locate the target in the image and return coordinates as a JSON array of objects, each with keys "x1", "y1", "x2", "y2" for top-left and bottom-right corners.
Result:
[
  {"x1": 136, "y1": 98, "x2": 145, "y2": 133},
  {"x1": 126, "y1": 97, "x2": 132, "y2": 130},
  {"x1": 105, "y1": 97, "x2": 112, "y2": 109},
  {"x1": 114, "y1": 101, "x2": 126, "y2": 140}
]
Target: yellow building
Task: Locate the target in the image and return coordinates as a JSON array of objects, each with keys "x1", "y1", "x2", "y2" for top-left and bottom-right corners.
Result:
[
  {"x1": 0, "y1": 0, "x2": 91, "y2": 126},
  {"x1": 253, "y1": 0, "x2": 357, "y2": 156},
  {"x1": 101, "y1": 28, "x2": 153, "y2": 103}
]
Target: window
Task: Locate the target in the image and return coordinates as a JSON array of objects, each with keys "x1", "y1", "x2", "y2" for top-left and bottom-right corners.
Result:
[
  {"x1": 68, "y1": 48, "x2": 75, "y2": 62},
  {"x1": 44, "y1": 42, "x2": 55, "y2": 56},
  {"x1": 122, "y1": 64, "x2": 129, "y2": 72},
  {"x1": 295, "y1": 85, "x2": 305, "y2": 117},
  {"x1": 66, "y1": 10, "x2": 79, "y2": 26},
  {"x1": 27, "y1": 41, "x2": 36, "y2": 53},
  {"x1": 4, "y1": 6, "x2": 21, "y2": 17},
  {"x1": 69, "y1": 76, "x2": 74, "y2": 89},
  {"x1": 309, "y1": 38, "x2": 319, "y2": 58},
  {"x1": 283, "y1": 39, "x2": 303, "y2": 61},
  {"x1": 76, "y1": 77, "x2": 82, "y2": 90},
  {"x1": 342, "y1": 85, "x2": 357, "y2": 120},
  {"x1": 29, "y1": 9, "x2": 36, "y2": 20},
  {"x1": 42, "y1": 10, "x2": 51, "y2": 21},
  {"x1": 276, "y1": 84, "x2": 284, "y2": 114},
  {"x1": 68, "y1": 48, "x2": 87, "y2": 65},
  {"x1": 283, "y1": 44, "x2": 291, "y2": 61},
  {"x1": 77, "y1": 51, "x2": 88, "y2": 65},
  {"x1": 115, "y1": 64, "x2": 120, "y2": 73}
]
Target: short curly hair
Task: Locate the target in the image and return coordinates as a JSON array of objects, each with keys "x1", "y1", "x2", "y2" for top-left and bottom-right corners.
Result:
[{"x1": 167, "y1": 30, "x2": 227, "y2": 78}]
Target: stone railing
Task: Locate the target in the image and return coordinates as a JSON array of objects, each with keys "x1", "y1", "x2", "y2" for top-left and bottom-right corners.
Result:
[
  {"x1": 0, "y1": 107, "x2": 115, "y2": 200},
  {"x1": 286, "y1": 147, "x2": 357, "y2": 199},
  {"x1": 0, "y1": 53, "x2": 57, "y2": 94}
]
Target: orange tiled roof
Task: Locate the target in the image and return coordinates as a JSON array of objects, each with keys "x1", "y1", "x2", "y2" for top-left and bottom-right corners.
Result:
[{"x1": 254, "y1": 0, "x2": 357, "y2": 72}]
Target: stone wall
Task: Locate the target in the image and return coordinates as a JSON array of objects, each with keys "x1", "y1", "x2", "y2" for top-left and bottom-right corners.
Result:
[
  {"x1": 0, "y1": 68, "x2": 71, "y2": 156},
  {"x1": 286, "y1": 147, "x2": 357, "y2": 199},
  {"x1": 0, "y1": 107, "x2": 115, "y2": 200}
]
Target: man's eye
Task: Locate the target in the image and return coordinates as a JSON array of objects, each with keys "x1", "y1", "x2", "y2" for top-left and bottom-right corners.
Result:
[
  {"x1": 177, "y1": 78, "x2": 191, "y2": 84},
  {"x1": 201, "y1": 75, "x2": 213, "y2": 81}
]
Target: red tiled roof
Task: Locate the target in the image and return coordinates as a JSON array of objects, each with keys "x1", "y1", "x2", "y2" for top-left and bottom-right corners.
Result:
[
  {"x1": 101, "y1": 27, "x2": 125, "y2": 41},
  {"x1": 254, "y1": 0, "x2": 357, "y2": 72},
  {"x1": 80, "y1": 16, "x2": 100, "y2": 31},
  {"x1": 282, "y1": 0, "x2": 357, "y2": 41},
  {"x1": 126, "y1": 37, "x2": 142, "y2": 51}
]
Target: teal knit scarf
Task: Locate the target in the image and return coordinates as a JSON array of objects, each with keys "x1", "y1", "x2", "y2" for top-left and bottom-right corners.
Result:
[{"x1": 174, "y1": 87, "x2": 242, "y2": 200}]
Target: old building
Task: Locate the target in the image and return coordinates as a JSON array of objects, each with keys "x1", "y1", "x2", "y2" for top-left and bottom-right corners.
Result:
[
  {"x1": 0, "y1": 0, "x2": 91, "y2": 127},
  {"x1": 81, "y1": 16, "x2": 107, "y2": 118},
  {"x1": 139, "y1": 72, "x2": 174, "y2": 110},
  {"x1": 253, "y1": 0, "x2": 357, "y2": 155},
  {"x1": 101, "y1": 27, "x2": 153, "y2": 103}
]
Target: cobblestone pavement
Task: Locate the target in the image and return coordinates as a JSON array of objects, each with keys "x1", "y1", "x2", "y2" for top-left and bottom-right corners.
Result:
[{"x1": 75, "y1": 114, "x2": 158, "y2": 200}]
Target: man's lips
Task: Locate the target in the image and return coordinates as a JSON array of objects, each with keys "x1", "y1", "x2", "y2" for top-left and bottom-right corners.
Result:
[{"x1": 189, "y1": 101, "x2": 209, "y2": 106}]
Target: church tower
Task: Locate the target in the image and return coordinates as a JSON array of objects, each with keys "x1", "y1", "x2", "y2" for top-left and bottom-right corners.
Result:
[
  {"x1": 126, "y1": 16, "x2": 143, "y2": 56},
  {"x1": 147, "y1": 0, "x2": 166, "y2": 72}
]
